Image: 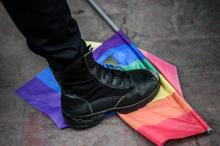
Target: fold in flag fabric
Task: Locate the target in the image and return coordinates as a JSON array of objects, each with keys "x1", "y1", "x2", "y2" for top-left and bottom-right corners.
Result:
[{"x1": 16, "y1": 31, "x2": 211, "y2": 146}]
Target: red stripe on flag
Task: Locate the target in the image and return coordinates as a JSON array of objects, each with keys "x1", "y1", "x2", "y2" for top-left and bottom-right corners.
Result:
[{"x1": 137, "y1": 111, "x2": 206, "y2": 146}]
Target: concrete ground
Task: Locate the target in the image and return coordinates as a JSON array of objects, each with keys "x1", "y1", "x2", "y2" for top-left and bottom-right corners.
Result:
[{"x1": 0, "y1": 0, "x2": 220, "y2": 145}]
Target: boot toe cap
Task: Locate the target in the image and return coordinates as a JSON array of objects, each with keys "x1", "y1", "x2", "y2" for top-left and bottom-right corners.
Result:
[
  {"x1": 130, "y1": 69, "x2": 160, "y2": 95},
  {"x1": 116, "y1": 69, "x2": 160, "y2": 108}
]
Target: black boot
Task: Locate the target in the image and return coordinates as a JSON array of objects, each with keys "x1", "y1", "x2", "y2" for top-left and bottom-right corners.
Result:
[{"x1": 51, "y1": 47, "x2": 160, "y2": 129}]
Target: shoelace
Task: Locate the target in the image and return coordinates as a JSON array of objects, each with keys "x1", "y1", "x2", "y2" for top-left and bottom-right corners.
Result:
[
  {"x1": 102, "y1": 64, "x2": 122, "y2": 70},
  {"x1": 102, "y1": 63, "x2": 131, "y2": 78}
]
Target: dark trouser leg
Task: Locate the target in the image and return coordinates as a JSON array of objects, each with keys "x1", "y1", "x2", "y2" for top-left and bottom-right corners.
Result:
[{"x1": 1, "y1": 0, "x2": 86, "y2": 70}]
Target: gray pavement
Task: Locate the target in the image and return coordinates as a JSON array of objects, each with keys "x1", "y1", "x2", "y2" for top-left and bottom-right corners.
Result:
[{"x1": 0, "y1": 0, "x2": 220, "y2": 145}]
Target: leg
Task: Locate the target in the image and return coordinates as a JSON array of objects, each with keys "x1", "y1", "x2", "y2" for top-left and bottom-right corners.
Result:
[
  {"x1": 1, "y1": 0, "x2": 86, "y2": 70},
  {"x1": 1, "y1": 0, "x2": 160, "y2": 129}
]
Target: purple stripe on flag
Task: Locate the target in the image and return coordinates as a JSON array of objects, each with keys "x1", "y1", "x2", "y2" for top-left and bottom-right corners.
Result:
[
  {"x1": 93, "y1": 31, "x2": 132, "y2": 60},
  {"x1": 16, "y1": 77, "x2": 68, "y2": 129}
]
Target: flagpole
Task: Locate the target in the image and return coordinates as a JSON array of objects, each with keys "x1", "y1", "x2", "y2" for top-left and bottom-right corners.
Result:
[{"x1": 87, "y1": 0, "x2": 120, "y2": 32}]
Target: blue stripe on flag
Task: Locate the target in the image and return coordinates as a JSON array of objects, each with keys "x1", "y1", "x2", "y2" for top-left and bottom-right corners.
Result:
[
  {"x1": 36, "y1": 67, "x2": 61, "y2": 93},
  {"x1": 96, "y1": 43, "x2": 145, "y2": 66}
]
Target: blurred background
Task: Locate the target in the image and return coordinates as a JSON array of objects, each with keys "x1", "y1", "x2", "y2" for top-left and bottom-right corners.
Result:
[{"x1": 0, "y1": 0, "x2": 220, "y2": 145}]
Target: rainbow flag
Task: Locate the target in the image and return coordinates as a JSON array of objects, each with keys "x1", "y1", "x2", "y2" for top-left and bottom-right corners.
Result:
[{"x1": 16, "y1": 32, "x2": 211, "y2": 146}]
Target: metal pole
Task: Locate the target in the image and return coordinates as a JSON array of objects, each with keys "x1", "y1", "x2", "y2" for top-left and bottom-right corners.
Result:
[{"x1": 87, "y1": 0, "x2": 120, "y2": 32}]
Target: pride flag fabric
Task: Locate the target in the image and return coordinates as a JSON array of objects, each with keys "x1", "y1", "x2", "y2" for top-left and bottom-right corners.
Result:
[{"x1": 16, "y1": 32, "x2": 211, "y2": 146}]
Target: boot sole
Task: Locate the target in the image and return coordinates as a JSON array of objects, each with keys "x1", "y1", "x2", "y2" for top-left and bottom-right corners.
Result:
[{"x1": 64, "y1": 79, "x2": 160, "y2": 130}]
